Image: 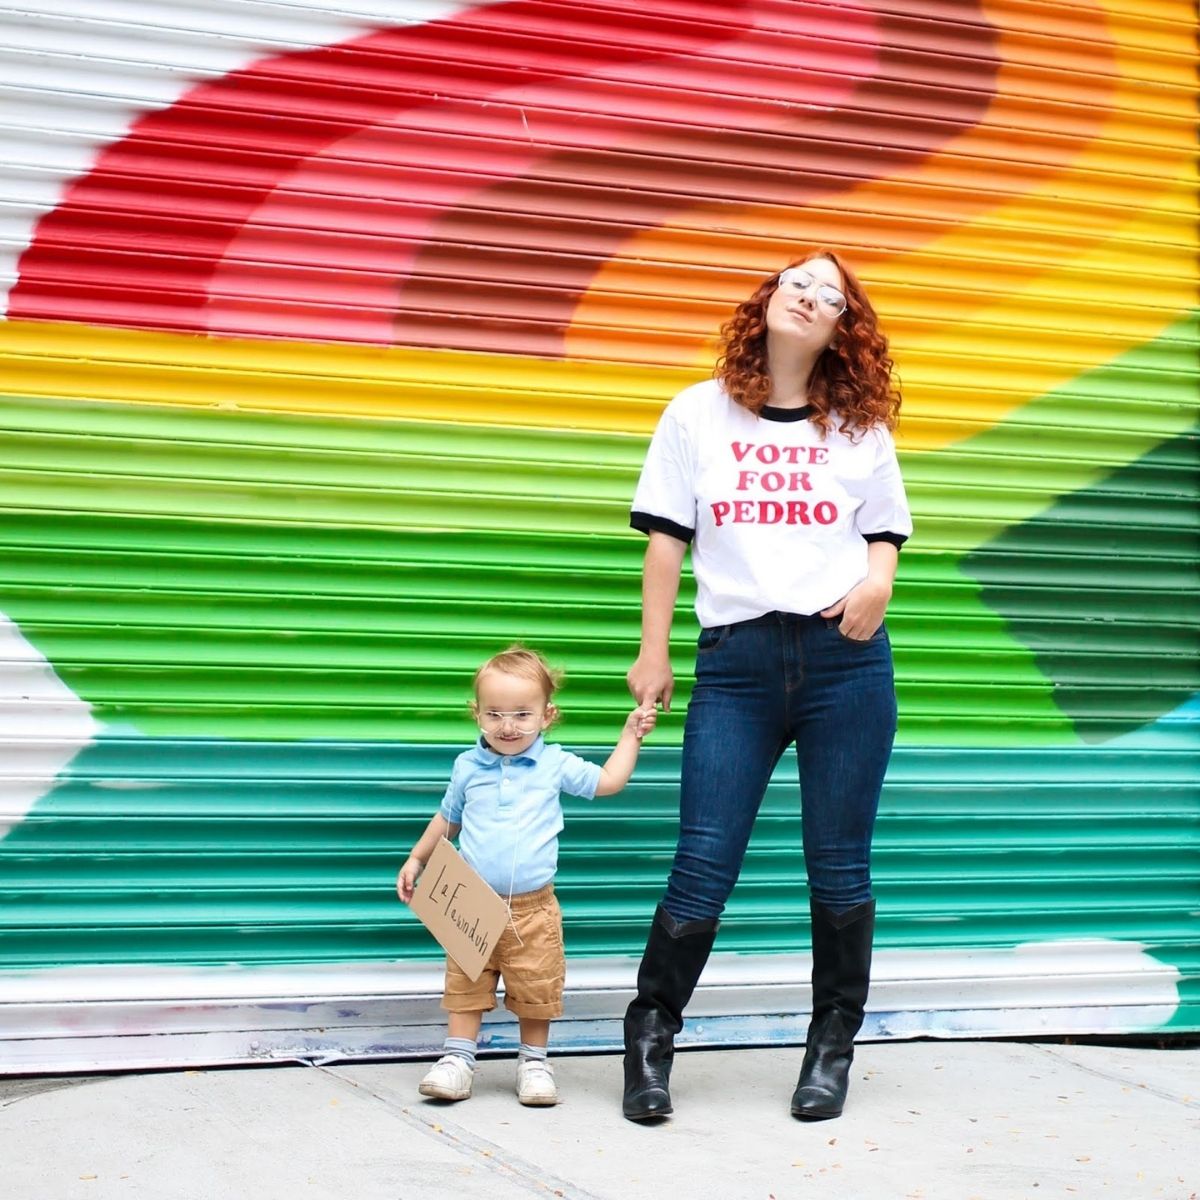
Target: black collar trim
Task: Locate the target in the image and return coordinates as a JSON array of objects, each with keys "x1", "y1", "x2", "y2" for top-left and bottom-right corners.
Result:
[{"x1": 759, "y1": 404, "x2": 814, "y2": 423}]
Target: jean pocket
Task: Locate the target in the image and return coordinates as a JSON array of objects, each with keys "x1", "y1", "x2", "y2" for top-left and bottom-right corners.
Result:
[
  {"x1": 827, "y1": 617, "x2": 881, "y2": 645},
  {"x1": 697, "y1": 624, "x2": 732, "y2": 654}
]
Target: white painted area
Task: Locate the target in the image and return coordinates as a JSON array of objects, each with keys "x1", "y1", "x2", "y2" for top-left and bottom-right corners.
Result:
[
  {"x1": 0, "y1": 613, "x2": 100, "y2": 839},
  {"x1": 0, "y1": 939, "x2": 1180, "y2": 1073},
  {"x1": 0, "y1": 0, "x2": 510, "y2": 313}
]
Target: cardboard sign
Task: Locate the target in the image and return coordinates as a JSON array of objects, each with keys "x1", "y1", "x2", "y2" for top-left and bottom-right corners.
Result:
[{"x1": 409, "y1": 838, "x2": 510, "y2": 982}]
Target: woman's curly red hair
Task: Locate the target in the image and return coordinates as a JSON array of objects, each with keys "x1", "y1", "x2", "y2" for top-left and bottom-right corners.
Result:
[{"x1": 715, "y1": 250, "x2": 900, "y2": 436}]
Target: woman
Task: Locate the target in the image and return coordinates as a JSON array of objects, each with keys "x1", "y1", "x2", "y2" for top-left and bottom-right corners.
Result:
[{"x1": 622, "y1": 251, "x2": 911, "y2": 1123}]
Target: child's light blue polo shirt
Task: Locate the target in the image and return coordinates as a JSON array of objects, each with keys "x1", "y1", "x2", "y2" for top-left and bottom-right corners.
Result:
[{"x1": 439, "y1": 735, "x2": 603, "y2": 896}]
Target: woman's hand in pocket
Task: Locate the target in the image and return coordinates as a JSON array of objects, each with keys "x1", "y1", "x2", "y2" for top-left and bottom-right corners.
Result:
[{"x1": 821, "y1": 576, "x2": 891, "y2": 641}]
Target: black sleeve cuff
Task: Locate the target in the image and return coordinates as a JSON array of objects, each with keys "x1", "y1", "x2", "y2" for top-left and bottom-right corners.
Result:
[
  {"x1": 630, "y1": 511, "x2": 694, "y2": 544},
  {"x1": 863, "y1": 531, "x2": 908, "y2": 549}
]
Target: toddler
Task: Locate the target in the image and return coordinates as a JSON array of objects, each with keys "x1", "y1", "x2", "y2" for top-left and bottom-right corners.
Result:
[{"x1": 398, "y1": 645, "x2": 655, "y2": 1106}]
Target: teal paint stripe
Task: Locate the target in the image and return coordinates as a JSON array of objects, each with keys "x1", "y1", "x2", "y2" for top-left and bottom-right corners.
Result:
[{"x1": 1, "y1": 735, "x2": 1196, "y2": 1036}]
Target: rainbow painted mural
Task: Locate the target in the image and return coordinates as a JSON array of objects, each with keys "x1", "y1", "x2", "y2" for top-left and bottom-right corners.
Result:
[{"x1": 0, "y1": 0, "x2": 1196, "y2": 1065}]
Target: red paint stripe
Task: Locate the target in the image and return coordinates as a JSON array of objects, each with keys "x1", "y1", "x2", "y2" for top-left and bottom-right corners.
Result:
[
  {"x1": 13, "y1": 3, "x2": 758, "y2": 333},
  {"x1": 11, "y1": 1, "x2": 999, "y2": 353}
]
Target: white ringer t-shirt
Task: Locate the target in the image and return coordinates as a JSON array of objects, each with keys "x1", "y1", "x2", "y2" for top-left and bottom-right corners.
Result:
[{"x1": 630, "y1": 379, "x2": 912, "y2": 629}]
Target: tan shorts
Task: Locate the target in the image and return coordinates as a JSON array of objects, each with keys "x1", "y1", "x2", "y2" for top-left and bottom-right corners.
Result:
[{"x1": 442, "y1": 882, "x2": 565, "y2": 1019}]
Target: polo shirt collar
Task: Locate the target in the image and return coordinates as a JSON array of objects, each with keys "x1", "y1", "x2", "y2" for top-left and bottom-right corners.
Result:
[{"x1": 470, "y1": 733, "x2": 547, "y2": 766}]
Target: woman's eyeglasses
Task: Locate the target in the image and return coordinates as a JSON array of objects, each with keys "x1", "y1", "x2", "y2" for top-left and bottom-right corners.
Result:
[{"x1": 777, "y1": 268, "x2": 847, "y2": 317}]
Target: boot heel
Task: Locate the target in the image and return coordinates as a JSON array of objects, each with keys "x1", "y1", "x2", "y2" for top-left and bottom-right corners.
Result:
[
  {"x1": 623, "y1": 1006, "x2": 676, "y2": 1119},
  {"x1": 790, "y1": 1013, "x2": 854, "y2": 1119}
]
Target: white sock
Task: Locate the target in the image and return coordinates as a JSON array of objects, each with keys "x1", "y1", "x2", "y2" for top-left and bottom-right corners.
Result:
[{"x1": 443, "y1": 1037, "x2": 477, "y2": 1069}]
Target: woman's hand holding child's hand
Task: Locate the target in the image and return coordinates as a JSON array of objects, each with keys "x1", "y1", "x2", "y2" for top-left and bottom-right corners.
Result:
[
  {"x1": 397, "y1": 855, "x2": 423, "y2": 904},
  {"x1": 627, "y1": 653, "x2": 674, "y2": 713}
]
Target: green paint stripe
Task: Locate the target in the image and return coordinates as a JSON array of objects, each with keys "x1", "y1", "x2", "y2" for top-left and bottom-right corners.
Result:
[{"x1": 0, "y1": 313, "x2": 1195, "y2": 744}]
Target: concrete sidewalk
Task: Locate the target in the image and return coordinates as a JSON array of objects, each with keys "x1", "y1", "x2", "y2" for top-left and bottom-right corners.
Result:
[{"x1": 3, "y1": 1041, "x2": 1198, "y2": 1200}]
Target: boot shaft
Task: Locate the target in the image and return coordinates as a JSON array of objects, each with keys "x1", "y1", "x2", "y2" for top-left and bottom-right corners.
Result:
[
  {"x1": 808, "y1": 898, "x2": 875, "y2": 1031},
  {"x1": 631, "y1": 905, "x2": 719, "y2": 1032}
]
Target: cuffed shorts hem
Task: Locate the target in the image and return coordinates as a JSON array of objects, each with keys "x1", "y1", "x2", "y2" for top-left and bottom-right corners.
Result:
[
  {"x1": 440, "y1": 882, "x2": 566, "y2": 1017},
  {"x1": 441, "y1": 996, "x2": 496, "y2": 1014},
  {"x1": 503, "y1": 997, "x2": 564, "y2": 1019}
]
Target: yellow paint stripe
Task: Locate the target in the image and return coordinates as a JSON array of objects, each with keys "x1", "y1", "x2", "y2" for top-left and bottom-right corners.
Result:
[{"x1": 0, "y1": 320, "x2": 698, "y2": 435}]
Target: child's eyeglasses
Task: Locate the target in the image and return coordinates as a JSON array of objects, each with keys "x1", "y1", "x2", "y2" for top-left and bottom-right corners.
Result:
[
  {"x1": 478, "y1": 709, "x2": 543, "y2": 734},
  {"x1": 777, "y1": 267, "x2": 847, "y2": 317}
]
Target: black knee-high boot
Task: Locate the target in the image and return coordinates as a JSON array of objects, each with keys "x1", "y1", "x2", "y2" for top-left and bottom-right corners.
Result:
[
  {"x1": 790, "y1": 898, "x2": 875, "y2": 1120},
  {"x1": 622, "y1": 905, "x2": 719, "y2": 1121}
]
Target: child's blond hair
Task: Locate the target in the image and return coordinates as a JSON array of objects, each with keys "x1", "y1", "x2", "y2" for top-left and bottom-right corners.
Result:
[{"x1": 473, "y1": 644, "x2": 563, "y2": 708}]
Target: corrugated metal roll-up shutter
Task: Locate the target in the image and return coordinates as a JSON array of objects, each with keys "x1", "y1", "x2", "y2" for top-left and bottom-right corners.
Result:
[{"x1": 0, "y1": 0, "x2": 1196, "y2": 1071}]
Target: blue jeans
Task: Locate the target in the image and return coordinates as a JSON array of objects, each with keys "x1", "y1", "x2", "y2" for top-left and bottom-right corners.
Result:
[{"x1": 662, "y1": 611, "x2": 898, "y2": 922}]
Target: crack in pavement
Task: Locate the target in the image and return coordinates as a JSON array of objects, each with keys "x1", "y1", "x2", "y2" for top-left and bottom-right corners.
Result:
[
  {"x1": 0, "y1": 1074, "x2": 116, "y2": 1110},
  {"x1": 314, "y1": 1064, "x2": 608, "y2": 1200},
  {"x1": 1032, "y1": 1044, "x2": 1200, "y2": 1110}
]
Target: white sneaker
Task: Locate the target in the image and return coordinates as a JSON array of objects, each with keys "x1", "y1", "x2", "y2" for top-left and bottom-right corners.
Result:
[
  {"x1": 418, "y1": 1054, "x2": 474, "y2": 1101},
  {"x1": 516, "y1": 1058, "x2": 558, "y2": 1106}
]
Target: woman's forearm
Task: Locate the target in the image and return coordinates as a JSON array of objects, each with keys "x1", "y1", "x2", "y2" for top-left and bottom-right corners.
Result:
[
  {"x1": 865, "y1": 541, "x2": 899, "y2": 594},
  {"x1": 640, "y1": 532, "x2": 687, "y2": 656},
  {"x1": 627, "y1": 532, "x2": 688, "y2": 710}
]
